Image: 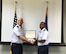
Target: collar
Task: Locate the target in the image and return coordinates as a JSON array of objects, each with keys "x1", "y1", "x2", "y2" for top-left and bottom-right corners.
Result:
[
  {"x1": 16, "y1": 24, "x2": 22, "y2": 28},
  {"x1": 41, "y1": 28, "x2": 46, "y2": 31}
]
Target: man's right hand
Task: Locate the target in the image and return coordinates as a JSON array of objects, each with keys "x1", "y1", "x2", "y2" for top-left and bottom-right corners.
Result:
[
  {"x1": 28, "y1": 40, "x2": 35, "y2": 44},
  {"x1": 33, "y1": 38, "x2": 37, "y2": 40}
]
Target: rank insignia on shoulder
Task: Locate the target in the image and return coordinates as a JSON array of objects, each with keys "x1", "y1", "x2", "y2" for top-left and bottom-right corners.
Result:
[
  {"x1": 43, "y1": 30, "x2": 45, "y2": 31},
  {"x1": 17, "y1": 26, "x2": 19, "y2": 28}
]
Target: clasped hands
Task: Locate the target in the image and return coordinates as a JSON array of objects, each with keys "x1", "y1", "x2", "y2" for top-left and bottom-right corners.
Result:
[{"x1": 28, "y1": 38, "x2": 37, "y2": 44}]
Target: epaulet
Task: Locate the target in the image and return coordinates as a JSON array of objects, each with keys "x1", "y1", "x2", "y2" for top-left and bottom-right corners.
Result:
[
  {"x1": 43, "y1": 30, "x2": 45, "y2": 31},
  {"x1": 43, "y1": 28, "x2": 46, "y2": 31},
  {"x1": 17, "y1": 26, "x2": 19, "y2": 28}
]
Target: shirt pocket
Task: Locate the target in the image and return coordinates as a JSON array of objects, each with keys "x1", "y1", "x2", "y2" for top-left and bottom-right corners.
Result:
[{"x1": 38, "y1": 34, "x2": 43, "y2": 40}]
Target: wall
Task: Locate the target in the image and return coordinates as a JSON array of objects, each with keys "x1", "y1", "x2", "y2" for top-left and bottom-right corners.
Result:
[
  {"x1": 1, "y1": 0, "x2": 62, "y2": 43},
  {"x1": 0, "y1": 0, "x2": 66, "y2": 54}
]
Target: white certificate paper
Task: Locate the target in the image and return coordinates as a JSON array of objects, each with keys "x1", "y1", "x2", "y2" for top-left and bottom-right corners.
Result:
[{"x1": 26, "y1": 30, "x2": 35, "y2": 39}]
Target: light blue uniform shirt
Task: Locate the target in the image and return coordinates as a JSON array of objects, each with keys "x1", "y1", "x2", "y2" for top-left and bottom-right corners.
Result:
[
  {"x1": 37, "y1": 28, "x2": 49, "y2": 46},
  {"x1": 11, "y1": 25, "x2": 24, "y2": 44}
]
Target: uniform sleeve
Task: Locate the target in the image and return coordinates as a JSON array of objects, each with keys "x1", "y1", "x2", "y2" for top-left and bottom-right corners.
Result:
[
  {"x1": 14, "y1": 28, "x2": 22, "y2": 36},
  {"x1": 42, "y1": 31, "x2": 48, "y2": 40}
]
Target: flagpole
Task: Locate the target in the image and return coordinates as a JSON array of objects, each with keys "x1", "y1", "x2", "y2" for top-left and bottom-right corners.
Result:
[
  {"x1": 46, "y1": 1, "x2": 48, "y2": 18},
  {"x1": 46, "y1": 1, "x2": 48, "y2": 4},
  {"x1": 15, "y1": 1, "x2": 17, "y2": 12},
  {"x1": 46, "y1": 1, "x2": 49, "y2": 7}
]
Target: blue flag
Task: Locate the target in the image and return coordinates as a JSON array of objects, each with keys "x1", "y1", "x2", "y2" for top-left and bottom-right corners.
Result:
[{"x1": 45, "y1": 6, "x2": 48, "y2": 31}]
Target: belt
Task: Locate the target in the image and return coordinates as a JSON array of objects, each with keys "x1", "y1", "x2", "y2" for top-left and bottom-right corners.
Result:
[
  {"x1": 39, "y1": 45, "x2": 48, "y2": 47},
  {"x1": 12, "y1": 43, "x2": 23, "y2": 45}
]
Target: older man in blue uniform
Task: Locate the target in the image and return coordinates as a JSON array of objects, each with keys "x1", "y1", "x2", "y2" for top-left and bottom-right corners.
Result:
[{"x1": 11, "y1": 18, "x2": 34, "y2": 54}]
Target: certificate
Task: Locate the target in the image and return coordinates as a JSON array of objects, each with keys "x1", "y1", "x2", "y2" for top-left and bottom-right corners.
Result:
[{"x1": 25, "y1": 30, "x2": 36, "y2": 39}]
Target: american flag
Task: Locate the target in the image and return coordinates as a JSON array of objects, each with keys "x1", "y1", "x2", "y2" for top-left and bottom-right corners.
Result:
[
  {"x1": 13, "y1": 10, "x2": 17, "y2": 28},
  {"x1": 13, "y1": 1, "x2": 17, "y2": 28}
]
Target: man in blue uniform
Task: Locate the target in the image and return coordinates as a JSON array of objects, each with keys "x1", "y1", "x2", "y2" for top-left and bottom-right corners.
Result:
[
  {"x1": 11, "y1": 17, "x2": 34, "y2": 54},
  {"x1": 34, "y1": 22, "x2": 49, "y2": 54}
]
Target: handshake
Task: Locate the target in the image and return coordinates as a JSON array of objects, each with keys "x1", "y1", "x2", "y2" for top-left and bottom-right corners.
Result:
[{"x1": 28, "y1": 38, "x2": 37, "y2": 44}]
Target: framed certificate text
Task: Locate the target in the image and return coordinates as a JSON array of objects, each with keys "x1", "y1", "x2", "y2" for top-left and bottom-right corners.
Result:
[{"x1": 25, "y1": 30, "x2": 36, "y2": 39}]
